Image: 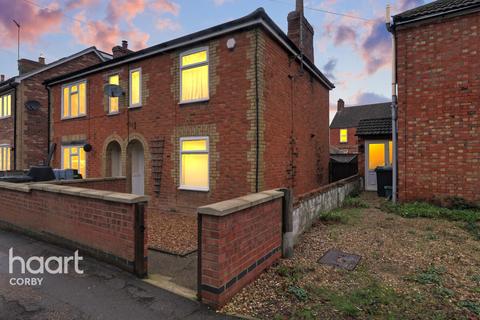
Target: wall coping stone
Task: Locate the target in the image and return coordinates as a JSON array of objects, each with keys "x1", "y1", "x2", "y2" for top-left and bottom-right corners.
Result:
[
  {"x1": 198, "y1": 189, "x2": 283, "y2": 216},
  {"x1": 0, "y1": 182, "x2": 148, "y2": 204},
  {"x1": 42, "y1": 177, "x2": 127, "y2": 185}
]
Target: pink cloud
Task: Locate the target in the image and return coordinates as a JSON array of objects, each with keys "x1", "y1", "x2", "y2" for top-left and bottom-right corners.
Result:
[
  {"x1": 71, "y1": 12, "x2": 149, "y2": 52},
  {"x1": 151, "y1": 0, "x2": 180, "y2": 15},
  {"x1": 0, "y1": 0, "x2": 63, "y2": 48},
  {"x1": 156, "y1": 18, "x2": 181, "y2": 31},
  {"x1": 65, "y1": 0, "x2": 99, "y2": 10}
]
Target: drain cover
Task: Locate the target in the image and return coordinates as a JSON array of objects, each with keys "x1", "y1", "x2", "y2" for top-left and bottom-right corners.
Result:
[{"x1": 318, "y1": 249, "x2": 361, "y2": 271}]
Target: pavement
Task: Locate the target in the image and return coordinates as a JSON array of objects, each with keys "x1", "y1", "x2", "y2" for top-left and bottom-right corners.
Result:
[
  {"x1": 0, "y1": 229, "x2": 240, "y2": 320},
  {"x1": 148, "y1": 250, "x2": 197, "y2": 291}
]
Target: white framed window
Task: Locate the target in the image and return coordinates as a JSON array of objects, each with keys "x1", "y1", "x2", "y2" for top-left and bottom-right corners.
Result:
[
  {"x1": 180, "y1": 47, "x2": 209, "y2": 103},
  {"x1": 340, "y1": 129, "x2": 348, "y2": 143},
  {"x1": 0, "y1": 93, "x2": 12, "y2": 118},
  {"x1": 62, "y1": 80, "x2": 87, "y2": 119},
  {"x1": 0, "y1": 145, "x2": 11, "y2": 171},
  {"x1": 61, "y1": 145, "x2": 86, "y2": 178},
  {"x1": 179, "y1": 137, "x2": 209, "y2": 191},
  {"x1": 129, "y1": 68, "x2": 142, "y2": 108},
  {"x1": 108, "y1": 74, "x2": 120, "y2": 114}
]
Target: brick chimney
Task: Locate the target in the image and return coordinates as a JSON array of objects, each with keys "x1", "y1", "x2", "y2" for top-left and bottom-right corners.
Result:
[
  {"x1": 288, "y1": 0, "x2": 315, "y2": 63},
  {"x1": 18, "y1": 58, "x2": 44, "y2": 75},
  {"x1": 112, "y1": 40, "x2": 133, "y2": 58},
  {"x1": 337, "y1": 99, "x2": 345, "y2": 112}
]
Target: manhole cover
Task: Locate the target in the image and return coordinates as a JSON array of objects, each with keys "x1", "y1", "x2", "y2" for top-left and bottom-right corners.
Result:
[{"x1": 318, "y1": 249, "x2": 361, "y2": 271}]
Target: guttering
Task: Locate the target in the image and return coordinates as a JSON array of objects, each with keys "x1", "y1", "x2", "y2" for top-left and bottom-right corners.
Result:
[
  {"x1": 386, "y1": 5, "x2": 398, "y2": 203},
  {"x1": 45, "y1": 15, "x2": 334, "y2": 90},
  {"x1": 393, "y1": 4, "x2": 480, "y2": 26}
]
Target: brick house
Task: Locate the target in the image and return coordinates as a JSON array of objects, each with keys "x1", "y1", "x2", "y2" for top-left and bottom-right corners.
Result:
[
  {"x1": 44, "y1": 5, "x2": 334, "y2": 214},
  {"x1": 330, "y1": 100, "x2": 391, "y2": 154},
  {"x1": 0, "y1": 47, "x2": 111, "y2": 171},
  {"x1": 393, "y1": 0, "x2": 480, "y2": 203}
]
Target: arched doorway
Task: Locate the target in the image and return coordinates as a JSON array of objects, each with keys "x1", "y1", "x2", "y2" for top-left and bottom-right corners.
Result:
[
  {"x1": 106, "y1": 141, "x2": 122, "y2": 177},
  {"x1": 127, "y1": 140, "x2": 145, "y2": 195}
]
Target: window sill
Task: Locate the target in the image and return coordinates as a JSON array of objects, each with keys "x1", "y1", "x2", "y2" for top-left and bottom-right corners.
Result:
[
  {"x1": 179, "y1": 98, "x2": 210, "y2": 105},
  {"x1": 128, "y1": 105, "x2": 142, "y2": 109},
  {"x1": 178, "y1": 186, "x2": 209, "y2": 192},
  {"x1": 107, "y1": 111, "x2": 120, "y2": 116},
  {"x1": 61, "y1": 115, "x2": 87, "y2": 121},
  {"x1": 0, "y1": 116, "x2": 12, "y2": 120}
]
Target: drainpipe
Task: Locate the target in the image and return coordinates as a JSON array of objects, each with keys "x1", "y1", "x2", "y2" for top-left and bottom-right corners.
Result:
[
  {"x1": 386, "y1": 5, "x2": 398, "y2": 203},
  {"x1": 46, "y1": 84, "x2": 51, "y2": 165},
  {"x1": 10, "y1": 82, "x2": 18, "y2": 171},
  {"x1": 254, "y1": 28, "x2": 260, "y2": 193}
]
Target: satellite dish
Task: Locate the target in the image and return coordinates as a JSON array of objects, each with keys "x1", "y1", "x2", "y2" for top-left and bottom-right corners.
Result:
[
  {"x1": 83, "y1": 144, "x2": 93, "y2": 152},
  {"x1": 104, "y1": 84, "x2": 124, "y2": 97},
  {"x1": 25, "y1": 100, "x2": 41, "y2": 111}
]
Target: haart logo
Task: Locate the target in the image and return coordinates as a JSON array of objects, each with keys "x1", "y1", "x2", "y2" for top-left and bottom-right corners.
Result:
[{"x1": 8, "y1": 248, "x2": 84, "y2": 286}]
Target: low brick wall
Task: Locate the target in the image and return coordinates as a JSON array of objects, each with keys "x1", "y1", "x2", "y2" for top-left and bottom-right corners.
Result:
[
  {"x1": 46, "y1": 177, "x2": 127, "y2": 193},
  {"x1": 0, "y1": 181, "x2": 148, "y2": 276},
  {"x1": 198, "y1": 190, "x2": 284, "y2": 308},
  {"x1": 290, "y1": 175, "x2": 361, "y2": 245}
]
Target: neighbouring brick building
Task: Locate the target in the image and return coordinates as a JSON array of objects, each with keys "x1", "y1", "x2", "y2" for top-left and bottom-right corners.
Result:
[
  {"x1": 0, "y1": 47, "x2": 111, "y2": 171},
  {"x1": 330, "y1": 100, "x2": 391, "y2": 154},
  {"x1": 393, "y1": 0, "x2": 480, "y2": 204},
  {"x1": 45, "y1": 5, "x2": 334, "y2": 214}
]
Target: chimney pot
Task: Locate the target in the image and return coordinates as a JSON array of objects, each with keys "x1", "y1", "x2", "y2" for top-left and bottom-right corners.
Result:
[
  {"x1": 38, "y1": 54, "x2": 45, "y2": 65},
  {"x1": 1, "y1": 74, "x2": 4, "y2": 82},
  {"x1": 337, "y1": 99, "x2": 345, "y2": 112},
  {"x1": 122, "y1": 40, "x2": 128, "y2": 49},
  {"x1": 288, "y1": 0, "x2": 315, "y2": 62}
]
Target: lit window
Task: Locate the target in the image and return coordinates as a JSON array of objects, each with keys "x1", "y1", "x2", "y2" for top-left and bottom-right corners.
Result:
[
  {"x1": 368, "y1": 143, "x2": 386, "y2": 170},
  {"x1": 340, "y1": 129, "x2": 348, "y2": 143},
  {"x1": 129, "y1": 69, "x2": 141, "y2": 107},
  {"x1": 0, "y1": 145, "x2": 11, "y2": 171},
  {"x1": 0, "y1": 94, "x2": 12, "y2": 118},
  {"x1": 109, "y1": 74, "x2": 120, "y2": 114},
  {"x1": 62, "y1": 145, "x2": 86, "y2": 178},
  {"x1": 180, "y1": 137, "x2": 209, "y2": 191},
  {"x1": 180, "y1": 48, "x2": 209, "y2": 103},
  {"x1": 389, "y1": 141, "x2": 393, "y2": 166},
  {"x1": 62, "y1": 81, "x2": 87, "y2": 119}
]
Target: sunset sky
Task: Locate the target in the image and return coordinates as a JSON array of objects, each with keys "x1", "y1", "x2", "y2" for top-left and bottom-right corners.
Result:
[{"x1": 0, "y1": 0, "x2": 430, "y2": 120}]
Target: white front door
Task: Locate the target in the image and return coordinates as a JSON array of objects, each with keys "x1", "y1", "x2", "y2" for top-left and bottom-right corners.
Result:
[
  {"x1": 131, "y1": 144, "x2": 145, "y2": 195},
  {"x1": 365, "y1": 140, "x2": 391, "y2": 191}
]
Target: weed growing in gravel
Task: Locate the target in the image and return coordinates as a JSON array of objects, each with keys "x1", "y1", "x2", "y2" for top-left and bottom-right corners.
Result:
[
  {"x1": 318, "y1": 208, "x2": 361, "y2": 225},
  {"x1": 408, "y1": 265, "x2": 446, "y2": 285},
  {"x1": 459, "y1": 300, "x2": 480, "y2": 316},
  {"x1": 382, "y1": 202, "x2": 480, "y2": 240},
  {"x1": 276, "y1": 265, "x2": 313, "y2": 283},
  {"x1": 288, "y1": 286, "x2": 309, "y2": 301},
  {"x1": 343, "y1": 197, "x2": 369, "y2": 209}
]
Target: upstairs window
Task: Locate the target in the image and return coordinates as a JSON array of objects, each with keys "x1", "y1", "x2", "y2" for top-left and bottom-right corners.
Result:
[
  {"x1": 62, "y1": 145, "x2": 86, "y2": 178},
  {"x1": 108, "y1": 74, "x2": 120, "y2": 114},
  {"x1": 340, "y1": 129, "x2": 348, "y2": 143},
  {"x1": 0, "y1": 93, "x2": 12, "y2": 118},
  {"x1": 180, "y1": 48, "x2": 209, "y2": 103},
  {"x1": 0, "y1": 145, "x2": 11, "y2": 171},
  {"x1": 179, "y1": 137, "x2": 209, "y2": 191},
  {"x1": 129, "y1": 68, "x2": 142, "y2": 107},
  {"x1": 62, "y1": 81, "x2": 86, "y2": 119}
]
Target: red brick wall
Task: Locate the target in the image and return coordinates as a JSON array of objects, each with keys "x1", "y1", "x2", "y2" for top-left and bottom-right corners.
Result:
[
  {"x1": 263, "y1": 31, "x2": 330, "y2": 196},
  {"x1": 0, "y1": 183, "x2": 146, "y2": 274},
  {"x1": 15, "y1": 52, "x2": 104, "y2": 170},
  {"x1": 396, "y1": 12, "x2": 480, "y2": 203},
  {"x1": 50, "y1": 28, "x2": 331, "y2": 214},
  {"x1": 329, "y1": 127, "x2": 359, "y2": 154},
  {"x1": 49, "y1": 177, "x2": 127, "y2": 193},
  {"x1": 199, "y1": 197, "x2": 282, "y2": 308},
  {"x1": 0, "y1": 88, "x2": 15, "y2": 168}
]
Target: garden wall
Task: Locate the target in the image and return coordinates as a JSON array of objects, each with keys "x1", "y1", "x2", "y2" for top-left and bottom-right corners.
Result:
[
  {"x1": 0, "y1": 181, "x2": 148, "y2": 276},
  {"x1": 198, "y1": 190, "x2": 284, "y2": 308},
  {"x1": 46, "y1": 177, "x2": 127, "y2": 193},
  {"x1": 290, "y1": 175, "x2": 361, "y2": 245}
]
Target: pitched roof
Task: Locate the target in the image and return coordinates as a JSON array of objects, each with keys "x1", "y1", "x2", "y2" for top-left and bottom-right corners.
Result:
[
  {"x1": 393, "y1": 0, "x2": 480, "y2": 25},
  {"x1": 44, "y1": 8, "x2": 334, "y2": 90},
  {"x1": 0, "y1": 47, "x2": 111, "y2": 91},
  {"x1": 330, "y1": 102, "x2": 391, "y2": 129},
  {"x1": 355, "y1": 118, "x2": 392, "y2": 137}
]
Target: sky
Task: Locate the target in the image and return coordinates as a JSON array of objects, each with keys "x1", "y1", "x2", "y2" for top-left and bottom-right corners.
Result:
[{"x1": 0, "y1": 0, "x2": 431, "y2": 120}]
